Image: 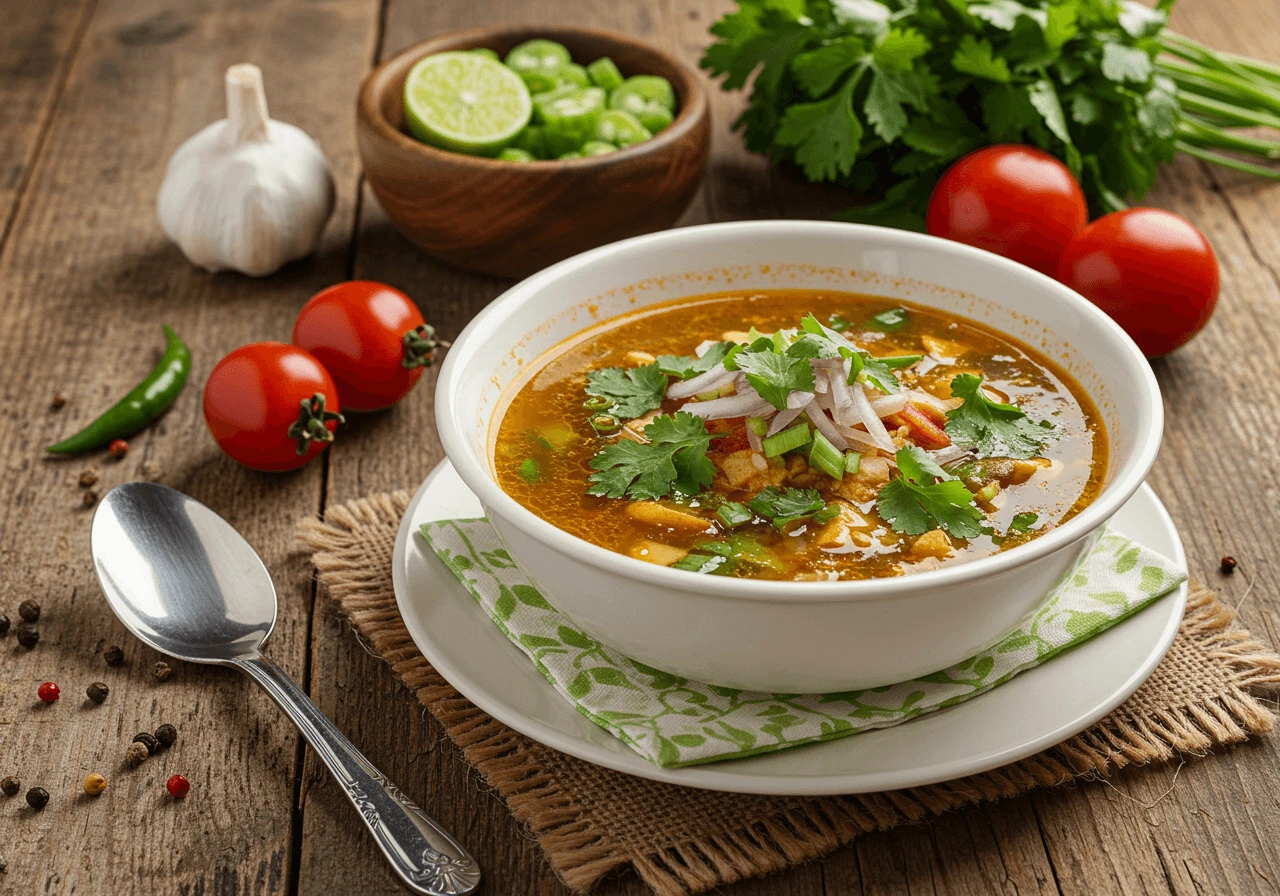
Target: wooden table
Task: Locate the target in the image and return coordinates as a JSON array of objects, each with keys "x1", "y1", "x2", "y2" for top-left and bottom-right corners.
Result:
[{"x1": 3, "y1": 0, "x2": 1278, "y2": 893}]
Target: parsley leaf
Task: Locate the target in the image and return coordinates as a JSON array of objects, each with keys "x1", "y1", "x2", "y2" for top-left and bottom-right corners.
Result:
[
  {"x1": 877, "y1": 446, "x2": 986, "y2": 538},
  {"x1": 584, "y1": 363, "x2": 667, "y2": 418},
  {"x1": 587, "y1": 412, "x2": 715, "y2": 500},
  {"x1": 656, "y1": 342, "x2": 734, "y2": 380},
  {"x1": 733, "y1": 348, "x2": 816, "y2": 409},
  {"x1": 748, "y1": 485, "x2": 839, "y2": 529},
  {"x1": 944, "y1": 373, "x2": 1056, "y2": 459}
]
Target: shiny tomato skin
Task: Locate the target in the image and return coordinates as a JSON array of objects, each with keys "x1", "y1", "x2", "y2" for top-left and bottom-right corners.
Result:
[
  {"x1": 926, "y1": 145, "x2": 1088, "y2": 277},
  {"x1": 203, "y1": 343, "x2": 341, "y2": 472},
  {"x1": 1057, "y1": 208, "x2": 1220, "y2": 357},
  {"x1": 292, "y1": 281, "x2": 426, "y2": 411}
]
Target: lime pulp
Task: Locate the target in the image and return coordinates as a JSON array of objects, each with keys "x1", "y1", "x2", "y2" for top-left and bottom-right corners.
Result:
[
  {"x1": 609, "y1": 75, "x2": 676, "y2": 114},
  {"x1": 403, "y1": 52, "x2": 532, "y2": 156},
  {"x1": 596, "y1": 109, "x2": 651, "y2": 147}
]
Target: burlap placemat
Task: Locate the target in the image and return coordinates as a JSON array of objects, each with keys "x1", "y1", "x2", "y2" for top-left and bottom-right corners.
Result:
[{"x1": 299, "y1": 492, "x2": 1280, "y2": 896}]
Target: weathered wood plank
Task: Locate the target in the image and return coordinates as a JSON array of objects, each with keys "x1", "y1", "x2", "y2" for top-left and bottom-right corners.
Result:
[{"x1": 0, "y1": 0, "x2": 378, "y2": 892}]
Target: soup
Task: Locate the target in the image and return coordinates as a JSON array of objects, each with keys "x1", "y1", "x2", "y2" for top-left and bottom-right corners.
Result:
[{"x1": 494, "y1": 290, "x2": 1108, "y2": 581}]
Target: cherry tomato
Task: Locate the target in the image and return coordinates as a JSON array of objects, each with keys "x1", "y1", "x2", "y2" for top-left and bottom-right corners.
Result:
[
  {"x1": 1057, "y1": 208, "x2": 1219, "y2": 357},
  {"x1": 292, "y1": 281, "x2": 443, "y2": 412},
  {"x1": 203, "y1": 343, "x2": 343, "y2": 472},
  {"x1": 926, "y1": 145, "x2": 1088, "y2": 277}
]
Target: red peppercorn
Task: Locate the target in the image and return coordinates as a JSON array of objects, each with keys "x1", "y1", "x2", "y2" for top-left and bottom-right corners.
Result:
[
  {"x1": 166, "y1": 774, "x2": 190, "y2": 798},
  {"x1": 37, "y1": 682, "x2": 59, "y2": 703},
  {"x1": 1221, "y1": 556, "x2": 1238, "y2": 574},
  {"x1": 109, "y1": 439, "x2": 129, "y2": 459}
]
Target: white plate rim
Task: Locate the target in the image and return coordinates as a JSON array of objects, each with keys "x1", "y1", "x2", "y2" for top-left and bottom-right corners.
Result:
[{"x1": 391, "y1": 461, "x2": 1187, "y2": 795}]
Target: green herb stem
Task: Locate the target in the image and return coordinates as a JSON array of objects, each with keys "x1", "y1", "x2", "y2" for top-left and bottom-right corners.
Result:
[
  {"x1": 1178, "y1": 118, "x2": 1280, "y2": 160},
  {"x1": 1175, "y1": 140, "x2": 1280, "y2": 180}
]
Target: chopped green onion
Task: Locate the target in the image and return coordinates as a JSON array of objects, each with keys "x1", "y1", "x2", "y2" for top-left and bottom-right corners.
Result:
[
  {"x1": 589, "y1": 413, "x2": 621, "y2": 436},
  {"x1": 746, "y1": 416, "x2": 768, "y2": 437},
  {"x1": 717, "y1": 501, "x2": 754, "y2": 528},
  {"x1": 880, "y1": 354, "x2": 924, "y2": 369},
  {"x1": 845, "y1": 451, "x2": 862, "y2": 475},
  {"x1": 518, "y1": 457, "x2": 542, "y2": 483},
  {"x1": 867, "y1": 307, "x2": 910, "y2": 331},
  {"x1": 672, "y1": 552, "x2": 729, "y2": 574},
  {"x1": 812, "y1": 503, "x2": 841, "y2": 525},
  {"x1": 976, "y1": 482, "x2": 1000, "y2": 503},
  {"x1": 761, "y1": 422, "x2": 810, "y2": 457},
  {"x1": 828, "y1": 313, "x2": 852, "y2": 332},
  {"x1": 583, "y1": 396, "x2": 611, "y2": 410},
  {"x1": 808, "y1": 432, "x2": 846, "y2": 479}
]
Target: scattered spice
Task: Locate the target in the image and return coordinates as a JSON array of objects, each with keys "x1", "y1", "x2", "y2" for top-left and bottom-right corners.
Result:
[
  {"x1": 37, "y1": 682, "x2": 60, "y2": 703},
  {"x1": 83, "y1": 490, "x2": 99, "y2": 508},
  {"x1": 83, "y1": 773, "x2": 108, "y2": 796},
  {"x1": 78, "y1": 468, "x2": 99, "y2": 487},
  {"x1": 104, "y1": 644, "x2": 125, "y2": 666},
  {"x1": 17, "y1": 600, "x2": 39, "y2": 623},
  {"x1": 126, "y1": 742, "x2": 149, "y2": 765},
  {"x1": 152, "y1": 661, "x2": 172, "y2": 682},
  {"x1": 154, "y1": 723, "x2": 178, "y2": 748},
  {"x1": 166, "y1": 774, "x2": 190, "y2": 798},
  {"x1": 132, "y1": 732, "x2": 159, "y2": 754},
  {"x1": 1221, "y1": 556, "x2": 1238, "y2": 574},
  {"x1": 25, "y1": 787, "x2": 49, "y2": 810},
  {"x1": 15, "y1": 625, "x2": 38, "y2": 649},
  {"x1": 50, "y1": 394, "x2": 67, "y2": 410},
  {"x1": 86, "y1": 681, "x2": 110, "y2": 704},
  {"x1": 0, "y1": 776, "x2": 18, "y2": 797},
  {"x1": 0, "y1": 614, "x2": 8, "y2": 636},
  {"x1": 108, "y1": 439, "x2": 129, "y2": 459}
]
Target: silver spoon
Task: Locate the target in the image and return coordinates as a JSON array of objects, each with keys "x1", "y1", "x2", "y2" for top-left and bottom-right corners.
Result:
[{"x1": 91, "y1": 482, "x2": 480, "y2": 896}]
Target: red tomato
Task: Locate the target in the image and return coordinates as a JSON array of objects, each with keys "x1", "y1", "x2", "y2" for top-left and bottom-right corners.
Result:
[
  {"x1": 292, "y1": 281, "x2": 439, "y2": 412},
  {"x1": 926, "y1": 145, "x2": 1088, "y2": 276},
  {"x1": 1057, "y1": 208, "x2": 1219, "y2": 357},
  {"x1": 203, "y1": 343, "x2": 343, "y2": 472}
]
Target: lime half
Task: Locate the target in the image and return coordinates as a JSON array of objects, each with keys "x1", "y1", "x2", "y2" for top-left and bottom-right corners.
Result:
[{"x1": 403, "y1": 52, "x2": 532, "y2": 156}]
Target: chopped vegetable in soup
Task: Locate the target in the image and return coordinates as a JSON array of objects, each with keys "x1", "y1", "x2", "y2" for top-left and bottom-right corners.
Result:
[{"x1": 494, "y1": 290, "x2": 1108, "y2": 581}]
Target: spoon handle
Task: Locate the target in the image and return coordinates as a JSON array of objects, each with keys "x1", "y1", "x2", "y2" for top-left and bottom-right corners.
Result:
[{"x1": 237, "y1": 655, "x2": 480, "y2": 895}]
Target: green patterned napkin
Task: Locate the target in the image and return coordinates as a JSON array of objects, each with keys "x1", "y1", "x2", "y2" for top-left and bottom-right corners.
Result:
[{"x1": 419, "y1": 520, "x2": 1185, "y2": 768}]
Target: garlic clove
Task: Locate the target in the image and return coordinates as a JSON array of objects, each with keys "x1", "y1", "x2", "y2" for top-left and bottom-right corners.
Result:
[{"x1": 157, "y1": 64, "x2": 335, "y2": 277}]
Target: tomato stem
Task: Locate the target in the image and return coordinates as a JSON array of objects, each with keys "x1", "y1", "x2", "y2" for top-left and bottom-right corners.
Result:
[
  {"x1": 402, "y1": 324, "x2": 449, "y2": 370},
  {"x1": 286, "y1": 393, "x2": 344, "y2": 456}
]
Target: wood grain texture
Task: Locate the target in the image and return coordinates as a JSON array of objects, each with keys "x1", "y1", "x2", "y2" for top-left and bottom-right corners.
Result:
[{"x1": 3, "y1": 0, "x2": 1280, "y2": 893}]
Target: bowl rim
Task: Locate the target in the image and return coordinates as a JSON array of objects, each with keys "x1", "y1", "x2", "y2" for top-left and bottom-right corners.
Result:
[
  {"x1": 357, "y1": 24, "x2": 709, "y2": 171},
  {"x1": 436, "y1": 220, "x2": 1164, "y2": 603}
]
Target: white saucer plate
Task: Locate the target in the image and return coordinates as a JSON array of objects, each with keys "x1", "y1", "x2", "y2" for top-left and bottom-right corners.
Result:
[{"x1": 392, "y1": 461, "x2": 1187, "y2": 796}]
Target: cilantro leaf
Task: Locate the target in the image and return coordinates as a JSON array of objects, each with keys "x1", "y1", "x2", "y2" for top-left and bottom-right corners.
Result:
[
  {"x1": 674, "y1": 535, "x2": 779, "y2": 575},
  {"x1": 656, "y1": 342, "x2": 734, "y2": 380},
  {"x1": 733, "y1": 348, "x2": 816, "y2": 409},
  {"x1": 877, "y1": 446, "x2": 986, "y2": 538},
  {"x1": 952, "y1": 35, "x2": 1012, "y2": 83},
  {"x1": 1009, "y1": 511, "x2": 1039, "y2": 533},
  {"x1": 1027, "y1": 79, "x2": 1072, "y2": 145},
  {"x1": 775, "y1": 74, "x2": 864, "y2": 181},
  {"x1": 797, "y1": 313, "x2": 905, "y2": 393},
  {"x1": 944, "y1": 373, "x2": 1056, "y2": 459},
  {"x1": 791, "y1": 37, "x2": 866, "y2": 97},
  {"x1": 1100, "y1": 42, "x2": 1153, "y2": 84},
  {"x1": 584, "y1": 363, "x2": 667, "y2": 418},
  {"x1": 748, "y1": 486, "x2": 837, "y2": 529},
  {"x1": 587, "y1": 412, "x2": 714, "y2": 500},
  {"x1": 866, "y1": 307, "x2": 910, "y2": 331}
]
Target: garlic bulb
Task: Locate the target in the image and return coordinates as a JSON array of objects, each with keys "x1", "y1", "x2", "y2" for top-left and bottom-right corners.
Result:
[{"x1": 157, "y1": 64, "x2": 335, "y2": 277}]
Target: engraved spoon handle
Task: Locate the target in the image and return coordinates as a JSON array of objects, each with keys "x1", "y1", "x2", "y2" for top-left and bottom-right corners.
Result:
[{"x1": 236, "y1": 655, "x2": 480, "y2": 895}]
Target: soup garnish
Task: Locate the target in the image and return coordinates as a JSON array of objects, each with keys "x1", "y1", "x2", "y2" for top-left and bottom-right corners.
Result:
[{"x1": 495, "y1": 290, "x2": 1107, "y2": 581}]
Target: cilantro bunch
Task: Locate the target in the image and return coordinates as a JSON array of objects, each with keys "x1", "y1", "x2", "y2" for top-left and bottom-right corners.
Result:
[{"x1": 703, "y1": 0, "x2": 1280, "y2": 221}]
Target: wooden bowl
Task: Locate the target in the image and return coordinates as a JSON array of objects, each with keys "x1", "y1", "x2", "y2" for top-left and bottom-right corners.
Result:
[{"x1": 356, "y1": 26, "x2": 711, "y2": 279}]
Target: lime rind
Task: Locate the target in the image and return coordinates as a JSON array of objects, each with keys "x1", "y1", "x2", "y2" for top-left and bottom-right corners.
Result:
[
  {"x1": 596, "y1": 109, "x2": 652, "y2": 147},
  {"x1": 403, "y1": 51, "x2": 533, "y2": 156},
  {"x1": 504, "y1": 39, "x2": 571, "y2": 76},
  {"x1": 609, "y1": 75, "x2": 676, "y2": 114}
]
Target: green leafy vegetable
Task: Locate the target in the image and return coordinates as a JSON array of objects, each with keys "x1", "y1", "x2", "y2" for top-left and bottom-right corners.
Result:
[
  {"x1": 877, "y1": 446, "x2": 985, "y2": 538},
  {"x1": 748, "y1": 485, "x2": 839, "y2": 529},
  {"x1": 944, "y1": 373, "x2": 1055, "y2": 459},
  {"x1": 656, "y1": 342, "x2": 735, "y2": 380},
  {"x1": 717, "y1": 501, "x2": 756, "y2": 527},
  {"x1": 584, "y1": 363, "x2": 667, "y2": 418},
  {"x1": 703, "y1": 0, "x2": 1280, "y2": 221},
  {"x1": 798, "y1": 313, "x2": 904, "y2": 393},
  {"x1": 1009, "y1": 511, "x2": 1039, "y2": 533},
  {"x1": 867, "y1": 307, "x2": 910, "y2": 331},
  {"x1": 588, "y1": 412, "x2": 715, "y2": 500},
  {"x1": 733, "y1": 348, "x2": 816, "y2": 408},
  {"x1": 673, "y1": 535, "x2": 779, "y2": 575},
  {"x1": 518, "y1": 457, "x2": 542, "y2": 483}
]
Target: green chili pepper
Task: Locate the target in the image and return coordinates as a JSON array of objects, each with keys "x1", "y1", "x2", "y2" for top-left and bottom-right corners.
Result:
[{"x1": 46, "y1": 325, "x2": 191, "y2": 454}]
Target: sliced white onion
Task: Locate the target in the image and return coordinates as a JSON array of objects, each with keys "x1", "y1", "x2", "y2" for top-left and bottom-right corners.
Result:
[
  {"x1": 746, "y1": 425, "x2": 764, "y2": 453},
  {"x1": 805, "y1": 406, "x2": 848, "y2": 451},
  {"x1": 828, "y1": 370, "x2": 858, "y2": 428},
  {"x1": 767, "y1": 405, "x2": 806, "y2": 435},
  {"x1": 870, "y1": 393, "x2": 909, "y2": 418},
  {"x1": 680, "y1": 392, "x2": 773, "y2": 420},
  {"x1": 810, "y1": 357, "x2": 845, "y2": 369},
  {"x1": 813, "y1": 389, "x2": 835, "y2": 413},
  {"x1": 840, "y1": 427, "x2": 885, "y2": 453},
  {"x1": 813, "y1": 369, "x2": 830, "y2": 393},
  {"x1": 928, "y1": 445, "x2": 971, "y2": 466},
  {"x1": 848, "y1": 385, "x2": 896, "y2": 452},
  {"x1": 667, "y1": 363, "x2": 733, "y2": 400},
  {"x1": 904, "y1": 389, "x2": 961, "y2": 413},
  {"x1": 694, "y1": 340, "x2": 716, "y2": 358},
  {"x1": 786, "y1": 390, "x2": 813, "y2": 410}
]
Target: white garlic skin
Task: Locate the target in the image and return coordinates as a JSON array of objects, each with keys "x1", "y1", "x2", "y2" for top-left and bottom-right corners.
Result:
[{"x1": 157, "y1": 64, "x2": 335, "y2": 277}]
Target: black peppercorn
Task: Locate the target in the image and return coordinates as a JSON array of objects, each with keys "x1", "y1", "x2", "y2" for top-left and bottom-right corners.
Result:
[
  {"x1": 86, "y1": 681, "x2": 109, "y2": 704},
  {"x1": 0, "y1": 614, "x2": 8, "y2": 636},
  {"x1": 25, "y1": 787, "x2": 48, "y2": 810},
  {"x1": 104, "y1": 645, "x2": 124, "y2": 666},
  {"x1": 132, "y1": 732, "x2": 159, "y2": 755},
  {"x1": 0, "y1": 776, "x2": 18, "y2": 797},
  {"x1": 154, "y1": 723, "x2": 178, "y2": 748},
  {"x1": 152, "y1": 661, "x2": 172, "y2": 682},
  {"x1": 15, "y1": 625, "x2": 38, "y2": 649},
  {"x1": 17, "y1": 600, "x2": 39, "y2": 623}
]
